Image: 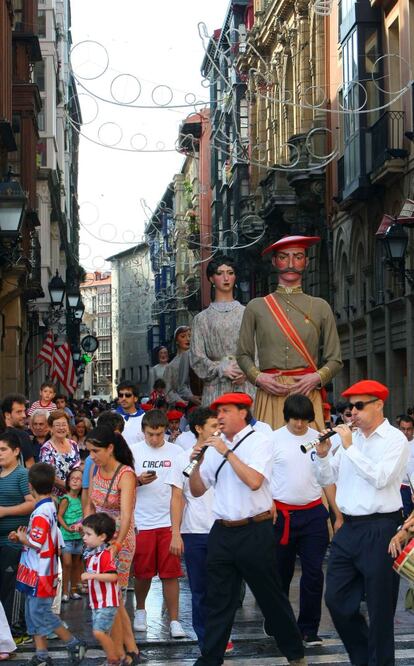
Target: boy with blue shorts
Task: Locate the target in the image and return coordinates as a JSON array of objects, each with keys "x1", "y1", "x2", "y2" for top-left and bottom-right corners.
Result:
[
  {"x1": 10, "y1": 463, "x2": 87, "y2": 666},
  {"x1": 81, "y1": 513, "x2": 120, "y2": 666}
]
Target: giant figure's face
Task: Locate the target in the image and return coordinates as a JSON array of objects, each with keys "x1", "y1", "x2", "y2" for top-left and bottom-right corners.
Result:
[{"x1": 272, "y1": 246, "x2": 308, "y2": 285}]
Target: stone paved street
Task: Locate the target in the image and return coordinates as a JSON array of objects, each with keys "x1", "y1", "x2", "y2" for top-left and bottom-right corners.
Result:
[{"x1": 6, "y1": 561, "x2": 414, "y2": 664}]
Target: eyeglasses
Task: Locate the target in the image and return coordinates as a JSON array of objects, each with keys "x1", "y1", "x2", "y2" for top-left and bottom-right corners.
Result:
[
  {"x1": 118, "y1": 392, "x2": 133, "y2": 398},
  {"x1": 349, "y1": 398, "x2": 379, "y2": 411}
]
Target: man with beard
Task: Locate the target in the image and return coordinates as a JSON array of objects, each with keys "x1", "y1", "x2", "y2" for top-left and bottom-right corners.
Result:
[{"x1": 237, "y1": 236, "x2": 342, "y2": 430}]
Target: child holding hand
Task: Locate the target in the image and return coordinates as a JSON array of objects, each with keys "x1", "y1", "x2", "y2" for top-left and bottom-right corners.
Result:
[{"x1": 81, "y1": 513, "x2": 120, "y2": 666}]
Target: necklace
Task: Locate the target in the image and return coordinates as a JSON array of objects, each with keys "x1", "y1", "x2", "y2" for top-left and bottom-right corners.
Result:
[{"x1": 209, "y1": 300, "x2": 240, "y2": 313}]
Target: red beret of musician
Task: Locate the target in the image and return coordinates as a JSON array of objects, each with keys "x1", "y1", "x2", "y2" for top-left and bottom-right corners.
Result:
[
  {"x1": 342, "y1": 380, "x2": 389, "y2": 402},
  {"x1": 175, "y1": 401, "x2": 187, "y2": 410},
  {"x1": 261, "y1": 235, "x2": 321, "y2": 256},
  {"x1": 167, "y1": 410, "x2": 184, "y2": 421},
  {"x1": 210, "y1": 392, "x2": 254, "y2": 411}
]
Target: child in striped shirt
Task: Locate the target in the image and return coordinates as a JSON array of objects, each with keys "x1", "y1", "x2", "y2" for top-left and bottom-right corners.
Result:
[{"x1": 81, "y1": 513, "x2": 120, "y2": 666}]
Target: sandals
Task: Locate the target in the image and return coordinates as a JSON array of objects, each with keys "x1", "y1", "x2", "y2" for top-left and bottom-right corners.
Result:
[
  {"x1": 0, "y1": 654, "x2": 10, "y2": 661},
  {"x1": 123, "y1": 652, "x2": 147, "y2": 665}
]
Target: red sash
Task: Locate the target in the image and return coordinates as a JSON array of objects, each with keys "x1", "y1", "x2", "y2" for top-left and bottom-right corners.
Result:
[
  {"x1": 274, "y1": 498, "x2": 323, "y2": 544},
  {"x1": 263, "y1": 294, "x2": 317, "y2": 371}
]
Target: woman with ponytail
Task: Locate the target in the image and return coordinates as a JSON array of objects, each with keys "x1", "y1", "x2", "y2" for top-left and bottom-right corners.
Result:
[{"x1": 84, "y1": 426, "x2": 143, "y2": 664}]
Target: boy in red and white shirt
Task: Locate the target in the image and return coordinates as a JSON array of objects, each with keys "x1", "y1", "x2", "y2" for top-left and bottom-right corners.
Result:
[
  {"x1": 10, "y1": 463, "x2": 86, "y2": 666},
  {"x1": 81, "y1": 513, "x2": 119, "y2": 665},
  {"x1": 27, "y1": 382, "x2": 57, "y2": 416}
]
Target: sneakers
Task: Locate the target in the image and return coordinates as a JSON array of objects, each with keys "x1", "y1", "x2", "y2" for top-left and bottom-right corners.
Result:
[
  {"x1": 14, "y1": 634, "x2": 33, "y2": 645},
  {"x1": 225, "y1": 641, "x2": 234, "y2": 654},
  {"x1": 263, "y1": 618, "x2": 272, "y2": 637},
  {"x1": 70, "y1": 592, "x2": 82, "y2": 600},
  {"x1": 25, "y1": 656, "x2": 54, "y2": 666},
  {"x1": 67, "y1": 639, "x2": 87, "y2": 665},
  {"x1": 169, "y1": 620, "x2": 186, "y2": 639},
  {"x1": 62, "y1": 594, "x2": 70, "y2": 603},
  {"x1": 303, "y1": 634, "x2": 323, "y2": 647},
  {"x1": 288, "y1": 659, "x2": 308, "y2": 666},
  {"x1": 133, "y1": 609, "x2": 147, "y2": 632}
]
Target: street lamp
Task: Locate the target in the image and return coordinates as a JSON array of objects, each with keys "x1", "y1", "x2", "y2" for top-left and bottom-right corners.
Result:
[
  {"x1": 73, "y1": 300, "x2": 85, "y2": 321},
  {"x1": 0, "y1": 179, "x2": 27, "y2": 237},
  {"x1": 66, "y1": 287, "x2": 81, "y2": 310},
  {"x1": 48, "y1": 270, "x2": 66, "y2": 307},
  {"x1": 382, "y1": 224, "x2": 409, "y2": 263},
  {"x1": 380, "y1": 223, "x2": 414, "y2": 285}
]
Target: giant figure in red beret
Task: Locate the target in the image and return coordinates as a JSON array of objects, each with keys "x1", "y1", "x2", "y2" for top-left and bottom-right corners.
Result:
[{"x1": 236, "y1": 235, "x2": 342, "y2": 429}]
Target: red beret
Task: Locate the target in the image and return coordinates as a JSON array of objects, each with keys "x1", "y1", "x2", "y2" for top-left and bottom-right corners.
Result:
[
  {"x1": 167, "y1": 410, "x2": 184, "y2": 421},
  {"x1": 175, "y1": 401, "x2": 187, "y2": 410},
  {"x1": 262, "y1": 235, "x2": 321, "y2": 256},
  {"x1": 140, "y1": 402, "x2": 153, "y2": 412},
  {"x1": 342, "y1": 380, "x2": 389, "y2": 402},
  {"x1": 210, "y1": 392, "x2": 253, "y2": 411}
]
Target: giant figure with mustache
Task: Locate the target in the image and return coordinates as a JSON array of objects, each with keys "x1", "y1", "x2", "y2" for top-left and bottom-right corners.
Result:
[{"x1": 236, "y1": 236, "x2": 342, "y2": 430}]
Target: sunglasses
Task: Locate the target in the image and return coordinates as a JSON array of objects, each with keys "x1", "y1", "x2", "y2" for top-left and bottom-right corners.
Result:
[
  {"x1": 118, "y1": 392, "x2": 133, "y2": 398},
  {"x1": 348, "y1": 398, "x2": 379, "y2": 411},
  {"x1": 344, "y1": 412, "x2": 353, "y2": 418}
]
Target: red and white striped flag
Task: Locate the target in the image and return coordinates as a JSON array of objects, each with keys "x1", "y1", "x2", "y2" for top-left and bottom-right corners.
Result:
[
  {"x1": 37, "y1": 330, "x2": 55, "y2": 367},
  {"x1": 51, "y1": 343, "x2": 77, "y2": 394}
]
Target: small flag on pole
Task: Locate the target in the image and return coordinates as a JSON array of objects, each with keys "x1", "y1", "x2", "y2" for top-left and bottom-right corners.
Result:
[{"x1": 51, "y1": 343, "x2": 77, "y2": 395}]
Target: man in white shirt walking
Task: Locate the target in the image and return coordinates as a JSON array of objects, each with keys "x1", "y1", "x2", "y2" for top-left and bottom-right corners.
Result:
[
  {"x1": 189, "y1": 392, "x2": 306, "y2": 666},
  {"x1": 272, "y1": 394, "x2": 341, "y2": 647},
  {"x1": 129, "y1": 409, "x2": 185, "y2": 639},
  {"x1": 115, "y1": 382, "x2": 144, "y2": 446},
  {"x1": 314, "y1": 380, "x2": 409, "y2": 666}
]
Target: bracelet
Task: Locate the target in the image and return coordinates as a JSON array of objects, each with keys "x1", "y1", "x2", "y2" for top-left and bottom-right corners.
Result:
[
  {"x1": 222, "y1": 449, "x2": 231, "y2": 459},
  {"x1": 113, "y1": 541, "x2": 122, "y2": 552}
]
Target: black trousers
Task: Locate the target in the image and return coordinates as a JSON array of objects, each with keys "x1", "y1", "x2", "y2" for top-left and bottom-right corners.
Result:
[
  {"x1": 274, "y1": 503, "x2": 329, "y2": 636},
  {"x1": 325, "y1": 513, "x2": 400, "y2": 666},
  {"x1": 193, "y1": 519, "x2": 304, "y2": 666},
  {"x1": 0, "y1": 544, "x2": 26, "y2": 635}
]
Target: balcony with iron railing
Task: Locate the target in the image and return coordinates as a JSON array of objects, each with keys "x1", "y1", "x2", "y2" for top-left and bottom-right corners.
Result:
[{"x1": 370, "y1": 111, "x2": 408, "y2": 183}]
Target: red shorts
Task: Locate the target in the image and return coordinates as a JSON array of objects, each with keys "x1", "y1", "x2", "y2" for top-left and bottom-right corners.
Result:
[{"x1": 134, "y1": 527, "x2": 183, "y2": 580}]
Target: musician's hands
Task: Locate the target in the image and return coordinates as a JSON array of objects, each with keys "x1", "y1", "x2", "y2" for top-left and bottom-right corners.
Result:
[
  {"x1": 389, "y1": 529, "x2": 408, "y2": 558},
  {"x1": 256, "y1": 373, "x2": 290, "y2": 396},
  {"x1": 332, "y1": 423, "x2": 353, "y2": 449},
  {"x1": 190, "y1": 443, "x2": 206, "y2": 461},
  {"x1": 289, "y1": 372, "x2": 321, "y2": 396},
  {"x1": 314, "y1": 429, "x2": 332, "y2": 458},
  {"x1": 205, "y1": 435, "x2": 228, "y2": 456},
  {"x1": 403, "y1": 514, "x2": 414, "y2": 533},
  {"x1": 169, "y1": 532, "x2": 184, "y2": 557}
]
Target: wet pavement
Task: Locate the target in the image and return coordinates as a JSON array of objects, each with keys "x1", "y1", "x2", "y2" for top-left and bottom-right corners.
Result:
[{"x1": 6, "y1": 561, "x2": 414, "y2": 664}]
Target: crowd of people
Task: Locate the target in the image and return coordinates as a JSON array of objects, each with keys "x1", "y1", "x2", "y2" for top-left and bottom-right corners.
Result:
[{"x1": 1, "y1": 237, "x2": 414, "y2": 666}]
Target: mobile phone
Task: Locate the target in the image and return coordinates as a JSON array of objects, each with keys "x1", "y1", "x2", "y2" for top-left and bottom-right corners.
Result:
[{"x1": 147, "y1": 471, "x2": 156, "y2": 476}]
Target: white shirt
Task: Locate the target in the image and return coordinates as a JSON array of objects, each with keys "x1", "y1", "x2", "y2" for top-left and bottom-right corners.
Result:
[
  {"x1": 314, "y1": 419, "x2": 409, "y2": 515},
  {"x1": 121, "y1": 414, "x2": 144, "y2": 446},
  {"x1": 272, "y1": 425, "x2": 322, "y2": 504},
  {"x1": 175, "y1": 430, "x2": 196, "y2": 451},
  {"x1": 165, "y1": 449, "x2": 215, "y2": 534},
  {"x1": 199, "y1": 424, "x2": 273, "y2": 521},
  {"x1": 253, "y1": 420, "x2": 273, "y2": 436},
  {"x1": 130, "y1": 439, "x2": 182, "y2": 530},
  {"x1": 402, "y1": 437, "x2": 414, "y2": 486}
]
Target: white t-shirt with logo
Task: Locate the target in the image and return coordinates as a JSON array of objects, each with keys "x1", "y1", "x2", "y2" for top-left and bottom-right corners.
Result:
[
  {"x1": 130, "y1": 439, "x2": 182, "y2": 530},
  {"x1": 165, "y1": 449, "x2": 215, "y2": 534}
]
